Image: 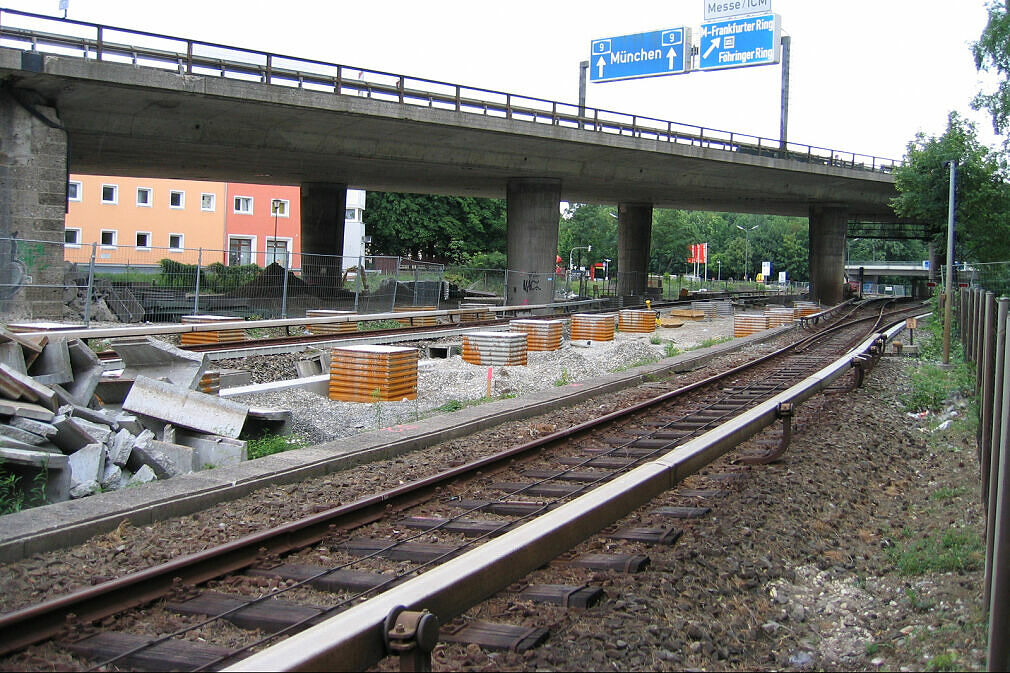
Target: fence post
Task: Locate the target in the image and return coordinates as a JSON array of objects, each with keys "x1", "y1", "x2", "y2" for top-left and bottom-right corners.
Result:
[
  {"x1": 983, "y1": 293, "x2": 998, "y2": 508},
  {"x1": 83, "y1": 242, "x2": 97, "y2": 327},
  {"x1": 989, "y1": 309, "x2": 1010, "y2": 670},
  {"x1": 390, "y1": 257, "x2": 401, "y2": 312},
  {"x1": 280, "y1": 254, "x2": 290, "y2": 319},
  {"x1": 988, "y1": 299, "x2": 1010, "y2": 604},
  {"x1": 193, "y1": 248, "x2": 203, "y2": 315}
]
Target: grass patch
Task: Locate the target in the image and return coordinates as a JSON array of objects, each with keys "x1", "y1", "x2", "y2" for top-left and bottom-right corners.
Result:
[
  {"x1": 247, "y1": 433, "x2": 308, "y2": 460},
  {"x1": 649, "y1": 335, "x2": 662, "y2": 345},
  {"x1": 0, "y1": 460, "x2": 49, "y2": 515},
  {"x1": 435, "y1": 399, "x2": 466, "y2": 413},
  {"x1": 925, "y1": 652, "x2": 960, "y2": 672},
  {"x1": 901, "y1": 362, "x2": 975, "y2": 412},
  {"x1": 554, "y1": 369, "x2": 572, "y2": 386},
  {"x1": 888, "y1": 529, "x2": 984, "y2": 575},
  {"x1": 688, "y1": 336, "x2": 733, "y2": 351},
  {"x1": 929, "y1": 486, "x2": 968, "y2": 502},
  {"x1": 664, "y1": 342, "x2": 681, "y2": 358},
  {"x1": 611, "y1": 356, "x2": 661, "y2": 372}
]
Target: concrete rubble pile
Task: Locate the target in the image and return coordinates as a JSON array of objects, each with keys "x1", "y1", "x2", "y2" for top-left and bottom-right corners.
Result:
[{"x1": 0, "y1": 329, "x2": 285, "y2": 504}]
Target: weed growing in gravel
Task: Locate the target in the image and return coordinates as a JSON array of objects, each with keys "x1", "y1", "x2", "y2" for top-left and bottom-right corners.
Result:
[
  {"x1": 611, "y1": 356, "x2": 661, "y2": 372},
  {"x1": 903, "y1": 587, "x2": 935, "y2": 612},
  {"x1": 358, "y1": 319, "x2": 402, "y2": 331},
  {"x1": 554, "y1": 369, "x2": 572, "y2": 386},
  {"x1": 925, "y1": 651, "x2": 960, "y2": 672},
  {"x1": 929, "y1": 487, "x2": 968, "y2": 501},
  {"x1": 688, "y1": 336, "x2": 733, "y2": 351},
  {"x1": 247, "y1": 434, "x2": 308, "y2": 460},
  {"x1": 0, "y1": 460, "x2": 49, "y2": 515},
  {"x1": 889, "y1": 529, "x2": 984, "y2": 575},
  {"x1": 901, "y1": 362, "x2": 975, "y2": 412},
  {"x1": 650, "y1": 335, "x2": 662, "y2": 345},
  {"x1": 436, "y1": 399, "x2": 466, "y2": 413}
]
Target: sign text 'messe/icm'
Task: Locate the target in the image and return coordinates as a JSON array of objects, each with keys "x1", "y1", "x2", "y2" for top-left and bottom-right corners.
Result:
[{"x1": 704, "y1": 0, "x2": 771, "y2": 21}]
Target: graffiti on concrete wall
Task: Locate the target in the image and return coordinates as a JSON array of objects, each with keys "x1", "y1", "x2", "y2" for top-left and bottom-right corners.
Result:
[{"x1": 0, "y1": 233, "x2": 31, "y2": 301}]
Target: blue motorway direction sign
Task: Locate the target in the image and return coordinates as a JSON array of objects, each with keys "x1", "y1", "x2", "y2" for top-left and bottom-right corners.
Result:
[
  {"x1": 698, "y1": 14, "x2": 780, "y2": 71},
  {"x1": 590, "y1": 28, "x2": 691, "y2": 83}
]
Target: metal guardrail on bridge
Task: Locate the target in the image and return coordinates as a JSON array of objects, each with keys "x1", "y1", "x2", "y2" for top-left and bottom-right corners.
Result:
[{"x1": 0, "y1": 8, "x2": 901, "y2": 174}]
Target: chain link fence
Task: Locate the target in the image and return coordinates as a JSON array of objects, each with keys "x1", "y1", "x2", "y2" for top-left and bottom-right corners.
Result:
[{"x1": 3, "y1": 236, "x2": 454, "y2": 324}]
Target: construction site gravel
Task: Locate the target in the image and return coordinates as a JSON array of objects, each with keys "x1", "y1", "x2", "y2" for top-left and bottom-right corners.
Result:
[{"x1": 0, "y1": 317, "x2": 986, "y2": 672}]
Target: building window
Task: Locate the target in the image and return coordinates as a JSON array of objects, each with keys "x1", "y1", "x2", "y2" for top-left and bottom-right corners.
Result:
[
  {"x1": 100, "y1": 229, "x2": 117, "y2": 247},
  {"x1": 101, "y1": 184, "x2": 118, "y2": 204},
  {"x1": 68, "y1": 181, "x2": 82, "y2": 202},
  {"x1": 228, "y1": 236, "x2": 254, "y2": 266},
  {"x1": 233, "y1": 196, "x2": 253, "y2": 214},
  {"x1": 201, "y1": 193, "x2": 216, "y2": 212},
  {"x1": 169, "y1": 190, "x2": 185, "y2": 209},
  {"x1": 266, "y1": 238, "x2": 290, "y2": 267},
  {"x1": 168, "y1": 233, "x2": 184, "y2": 250},
  {"x1": 65, "y1": 228, "x2": 81, "y2": 246},
  {"x1": 136, "y1": 232, "x2": 152, "y2": 249},
  {"x1": 270, "y1": 199, "x2": 290, "y2": 217},
  {"x1": 136, "y1": 187, "x2": 153, "y2": 207}
]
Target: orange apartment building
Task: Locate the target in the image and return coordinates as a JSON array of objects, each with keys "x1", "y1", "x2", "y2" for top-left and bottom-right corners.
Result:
[{"x1": 64, "y1": 175, "x2": 302, "y2": 269}]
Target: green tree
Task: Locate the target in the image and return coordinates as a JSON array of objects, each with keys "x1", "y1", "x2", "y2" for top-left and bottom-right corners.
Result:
[
  {"x1": 558, "y1": 204, "x2": 617, "y2": 270},
  {"x1": 973, "y1": 0, "x2": 1010, "y2": 143},
  {"x1": 891, "y1": 112, "x2": 1010, "y2": 263},
  {"x1": 364, "y1": 192, "x2": 506, "y2": 261}
]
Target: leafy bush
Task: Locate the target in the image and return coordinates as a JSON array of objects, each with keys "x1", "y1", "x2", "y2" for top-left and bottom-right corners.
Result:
[{"x1": 247, "y1": 434, "x2": 307, "y2": 460}]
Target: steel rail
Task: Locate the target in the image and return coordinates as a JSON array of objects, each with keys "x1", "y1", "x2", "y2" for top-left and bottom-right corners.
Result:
[
  {"x1": 227, "y1": 322, "x2": 904, "y2": 672},
  {"x1": 0, "y1": 8, "x2": 899, "y2": 173},
  {"x1": 0, "y1": 305, "x2": 851, "y2": 657}
]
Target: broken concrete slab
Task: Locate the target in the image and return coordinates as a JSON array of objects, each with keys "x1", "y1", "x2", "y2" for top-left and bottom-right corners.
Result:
[
  {"x1": 0, "y1": 362, "x2": 59, "y2": 411},
  {"x1": 112, "y1": 414, "x2": 144, "y2": 435},
  {"x1": 67, "y1": 417, "x2": 114, "y2": 446},
  {"x1": 0, "y1": 341, "x2": 27, "y2": 375},
  {"x1": 244, "y1": 407, "x2": 293, "y2": 437},
  {"x1": 9, "y1": 417, "x2": 58, "y2": 439},
  {"x1": 100, "y1": 462, "x2": 125, "y2": 491},
  {"x1": 107, "y1": 429, "x2": 135, "y2": 467},
  {"x1": 63, "y1": 403, "x2": 119, "y2": 430},
  {"x1": 63, "y1": 340, "x2": 103, "y2": 406},
  {"x1": 123, "y1": 375, "x2": 249, "y2": 439},
  {"x1": 94, "y1": 375, "x2": 134, "y2": 405},
  {"x1": 50, "y1": 415, "x2": 99, "y2": 453},
  {"x1": 0, "y1": 329, "x2": 46, "y2": 369},
  {"x1": 0, "y1": 400, "x2": 56, "y2": 422},
  {"x1": 128, "y1": 439, "x2": 195, "y2": 479},
  {"x1": 126, "y1": 464, "x2": 157, "y2": 486},
  {"x1": 112, "y1": 337, "x2": 208, "y2": 390},
  {"x1": 175, "y1": 430, "x2": 247, "y2": 470},
  {"x1": 68, "y1": 442, "x2": 105, "y2": 492},
  {"x1": 26, "y1": 339, "x2": 72, "y2": 386},
  {"x1": 0, "y1": 447, "x2": 70, "y2": 503},
  {"x1": 0, "y1": 424, "x2": 49, "y2": 446}
]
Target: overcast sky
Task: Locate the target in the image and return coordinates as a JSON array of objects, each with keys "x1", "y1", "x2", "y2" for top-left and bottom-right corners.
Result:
[{"x1": 2, "y1": 0, "x2": 1001, "y2": 160}]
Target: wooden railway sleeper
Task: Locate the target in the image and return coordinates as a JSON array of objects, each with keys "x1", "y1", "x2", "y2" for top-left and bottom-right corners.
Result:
[
  {"x1": 384, "y1": 606, "x2": 440, "y2": 672},
  {"x1": 739, "y1": 403, "x2": 794, "y2": 465}
]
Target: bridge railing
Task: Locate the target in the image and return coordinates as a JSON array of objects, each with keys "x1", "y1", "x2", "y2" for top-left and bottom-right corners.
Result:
[{"x1": 0, "y1": 8, "x2": 901, "y2": 174}]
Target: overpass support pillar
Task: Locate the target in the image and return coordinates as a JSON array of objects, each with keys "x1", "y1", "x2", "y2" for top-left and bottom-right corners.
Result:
[
  {"x1": 300, "y1": 183, "x2": 347, "y2": 290},
  {"x1": 506, "y1": 178, "x2": 561, "y2": 307},
  {"x1": 809, "y1": 205, "x2": 848, "y2": 306},
  {"x1": 617, "y1": 202, "x2": 652, "y2": 299},
  {"x1": 0, "y1": 87, "x2": 66, "y2": 321}
]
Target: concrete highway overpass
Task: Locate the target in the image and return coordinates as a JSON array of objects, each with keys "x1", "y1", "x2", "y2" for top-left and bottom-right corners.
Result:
[{"x1": 0, "y1": 9, "x2": 903, "y2": 316}]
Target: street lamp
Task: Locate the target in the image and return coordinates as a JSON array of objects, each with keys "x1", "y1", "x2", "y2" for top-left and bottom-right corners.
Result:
[
  {"x1": 603, "y1": 257, "x2": 611, "y2": 282},
  {"x1": 717, "y1": 259, "x2": 722, "y2": 282},
  {"x1": 736, "y1": 224, "x2": 760, "y2": 280},
  {"x1": 569, "y1": 245, "x2": 592, "y2": 274}
]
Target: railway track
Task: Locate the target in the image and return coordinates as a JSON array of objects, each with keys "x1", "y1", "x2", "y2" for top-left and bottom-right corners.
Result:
[{"x1": 0, "y1": 300, "x2": 921, "y2": 671}]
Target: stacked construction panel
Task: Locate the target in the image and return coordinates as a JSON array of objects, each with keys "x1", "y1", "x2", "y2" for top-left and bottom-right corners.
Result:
[
  {"x1": 733, "y1": 314, "x2": 769, "y2": 337},
  {"x1": 764, "y1": 307, "x2": 797, "y2": 328},
  {"x1": 460, "y1": 307, "x2": 495, "y2": 323},
  {"x1": 306, "y1": 310, "x2": 358, "y2": 335},
  {"x1": 618, "y1": 309, "x2": 657, "y2": 334},
  {"x1": 570, "y1": 314, "x2": 616, "y2": 342},
  {"x1": 691, "y1": 301, "x2": 719, "y2": 321},
  {"x1": 509, "y1": 319, "x2": 563, "y2": 351},
  {"x1": 328, "y1": 345, "x2": 418, "y2": 402},
  {"x1": 198, "y1": 370, "x2": 221, "y2": 396},
  {"x1": 462, "y1": 331, "x2": 527, "y2": 366},
  {"x1": 394, "y1": 306, "x2": 438, "y2": 327},
  {"x1": 670, "y1": 309, "x2": 707, "y2": 321},
  {"x1": 180, "y1": 315, "x2": 246, "y2": 345},
  {"x1": 794, "y1": 301, "x2": 821, "y2": 317}
]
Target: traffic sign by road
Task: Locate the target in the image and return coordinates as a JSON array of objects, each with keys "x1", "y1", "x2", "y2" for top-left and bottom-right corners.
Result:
[
  {"x1": 697, "y1": 14, "x2": 781, "y2": 71},
  {"x1": 590, "y1": 28, "x2": 692, "y2": 83}
]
